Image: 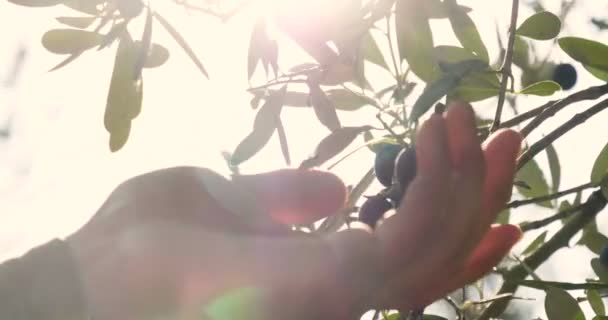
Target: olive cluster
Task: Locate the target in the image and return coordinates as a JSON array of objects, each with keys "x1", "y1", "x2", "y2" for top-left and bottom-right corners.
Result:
[{"x1": 359, "y1": 143, "x2": 417, "y2": 228}]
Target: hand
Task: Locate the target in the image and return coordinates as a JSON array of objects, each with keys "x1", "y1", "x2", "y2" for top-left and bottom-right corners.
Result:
[{"x1": 66, "y1": 101, "x2": 522, "y2": 319}]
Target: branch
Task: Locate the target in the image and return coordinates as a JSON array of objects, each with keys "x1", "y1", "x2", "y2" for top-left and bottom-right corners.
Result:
[
  {"x1": 519, "y1": 202, "x2": 587, "y2": 232},
  {"x1": 490, "y1": 0, "x2": 520, "y2": 132},
  {"x1": 506, "y1": 182, "x2": 594, "y2": 209},
  {"x1": 517, "y1": 98, "x2": 608, "y2": 171},
  {"x1": 519, "y1": 83, "x2": 608, "y2": 137},
  {"x1": 499, "y1": 84, "x2": 608, "y2": 129},
  {"x1": 476, "y1": 190, "x2": 607, "y2": 320}
]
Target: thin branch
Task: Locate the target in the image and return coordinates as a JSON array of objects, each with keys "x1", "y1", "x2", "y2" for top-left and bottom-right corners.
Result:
[
  {"x1": 476, "y1": 190, "x2": 607, "y2": 320},
  {"x1": 517, "y1": 98, "x2": 608, "y2": 171},
  {"x1": 507, "y1": 182, "x2": 594, "y2": 209},
  {"x1": 444, "y1": 297, "x2": 463, "y2": 320},
  {"x1": 490, "y1": 0, "x2": 520, "y2": 132},
  {"x1": 247, "y1": 79, "x2": 307, "y2": 92},
  {"x1": 519, "y1": 83, "x2": 608, "y2": 137},
  {"x1": 519, "y1": 202, "x2": 587, "y2": 232}
]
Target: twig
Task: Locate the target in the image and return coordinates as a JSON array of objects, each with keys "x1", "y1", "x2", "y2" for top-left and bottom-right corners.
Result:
[
  {"x1": 519, "y1": 202, "x2": 586, "y2": 232},
  {"x1": 476, "y1": 190, "x2": 607, "y2": 320},
  {"x1": 519, "y1": 83, "x2": 608, "y2": 137},
  {"x1": 490, "y1": 0, "x2": 520, "y2": 132},
  {"x1": 247, "y1": 79, "x2": 307, "y2": 92},
  {"x1": 506, "y1": 182, "x2": 594, "y2": 209},
  {"x1": 517, "y1": 98, "x2": 608, "y2": 171},
  {"x1": 444, "y1": 297, "x2": 463, "y2": 320},
  {"x1": 499, "y1": 84, "x2": 608, "y2": 129}
]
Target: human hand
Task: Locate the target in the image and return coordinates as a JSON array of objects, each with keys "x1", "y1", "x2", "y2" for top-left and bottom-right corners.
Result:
[{"x1": 66, "y1": 101, "x2": 522, "y2": 319}]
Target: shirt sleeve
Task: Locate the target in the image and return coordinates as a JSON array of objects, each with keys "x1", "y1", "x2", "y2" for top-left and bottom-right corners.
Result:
[{"x1": 0, "y1": 239, "x2": 89, "y2": 320}]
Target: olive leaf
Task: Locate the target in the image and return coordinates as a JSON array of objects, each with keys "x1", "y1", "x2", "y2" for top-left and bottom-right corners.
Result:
[
  {"x1": 410, "y1": 59, "x2": 488, "y2": 122},
  {"x1": 546, "y1": 144, "x2": 561, "y2": 194},
  {"x1": 105, "y1": 33, "x2": 144, "y2": 152},
  {"x1": 544, "y1": 287, "x2": 585, "y2": 320},
  {"x1": 559, "y1": 37, "x2": 608, "y2": 71},
  {"x1": 141, "y1": 43, "x2": 170, "y2": 68},
  {"x1": 515, "y1": 158, "x2": 552, "y2": 208},
  {"x1": 587, "y1": 290, "x2": 606, "y2": 316},
  {"x1": 360, "y1": 31, "x2": 389, "y2": 71},
  {"x1": 55, "y1": 16, "x2": 96, "y2": 29},
  {"x1": 276, "y1": 117, "x2": 291, "y2": 166},
  {"x1": 42, "y1": 29, "x2": 103, "y2": 54},
  {"x1": 444, "y1": 0, "x2": 488, "y2": 62},
  {"x1": 395, "y1": 0, "x2": 436, "y2": 81},
  {"x1": 231, "y1": 86, "x2": 287, "y2": 165},
  {"x1": 134, "y1": 6, "x2": 153, "y2": 80},
  {"x1": 248, "y1": 19, "x2": 268, "y2": 80},
  {"x1": 519, "y1": 81, "x2": 562, "y2": 96},
  {"x1": 153, "y1": 12, "x2": 209, "y2": 78},
  {"x1": 300, "y1": 126, "x2": 373, "y2": 169},
  {"x1": 517, "y1": 11, "x2": 562, "y2": 41},
  {"x1": 307, "y1": 80, "x2": 341, "y2": 131},
  {"x1": 591, "y1": 141, "x2": 608, "y2": 185}
]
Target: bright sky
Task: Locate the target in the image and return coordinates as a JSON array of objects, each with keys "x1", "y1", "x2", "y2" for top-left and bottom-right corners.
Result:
[{"x1": 1, "y1": 0, "x2": 608, "y2": 318}]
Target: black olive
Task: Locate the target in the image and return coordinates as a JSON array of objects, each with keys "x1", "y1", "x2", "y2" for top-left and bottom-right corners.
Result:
[
  {"x1": 359, "y1": 195, "x2": 393, "y2": 228},
  {"x1": 601, "y1": 246, "x2": 608, "y2": 268},
  {"x1": 552, "y1": 63, "x2": 577, "y2": 91},
  {"x1": 374, "y1": 143, "x2": 403, "y2": 187},
  {"x1": 395, "y1": 146, "x2": 417, "y2": 192}
]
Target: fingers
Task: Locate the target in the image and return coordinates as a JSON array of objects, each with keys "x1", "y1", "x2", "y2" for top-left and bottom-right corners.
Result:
[
  {"x1": 377, "y1": 114, "x2": 451, "y2": 267},
  {"x1": 453, "y1": 224, "x2": 522, "y2": 285},
  {"x1": 233, "y1": 169, "x2": 347, "y2": 225},
  {"x1": 479, "y1": 129, "x2": 522, "y2": 230},
  {"x1": 441, "y1": 102, "x2": 485, "y2": 259}
]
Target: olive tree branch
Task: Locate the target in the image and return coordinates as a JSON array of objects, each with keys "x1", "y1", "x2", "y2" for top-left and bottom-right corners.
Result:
[
  {"x1": 498, "y1": 84, "x2": 608, "y2": 129},
  {"x1": 476, "y1": 190, "x2": 607, "y2": 320},
  {"x1": 518, "y1": 83, "x2": 608, "y2": 137},
  {"x1": 490, "y1": 0, "x2": 519, "y2": 132},
  {"x1": 519, "y1": 201, "x2": 587, "y2": 232},
  {"x1": 517, "y1": 98, "x2": 608, "y2": 171},
  {"x1": 506, "y1": 182, "x2": 594, "y2": 209}
]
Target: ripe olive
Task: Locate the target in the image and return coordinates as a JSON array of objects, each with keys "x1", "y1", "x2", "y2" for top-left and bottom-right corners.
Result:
[
  {"x1": 601, "y1": 245, "x2": 608, "y2": 267},
  {"x1": 359, "y1": 195, "x2": 393, "y2": 228},
  {"x1": 395, "y1": 146, "x2": 417, "y2": 192},
  {"x1": 552, "y1": 63, "x2": 577, "y2": 90},
  {"x1": 374, "y1": 143, "x2": 403, "y2": 187}
]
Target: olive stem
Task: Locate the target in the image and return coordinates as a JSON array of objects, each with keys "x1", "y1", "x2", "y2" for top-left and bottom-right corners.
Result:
[
  {"x1": 490, "y1": 0, "x2": 520, "y2": 132},
  {"x1": 517, "y1": 98, "x2": 608, "y2": 171},
  {"x1": 506, "y1": 182, "x2": 594, "y2": 209}
]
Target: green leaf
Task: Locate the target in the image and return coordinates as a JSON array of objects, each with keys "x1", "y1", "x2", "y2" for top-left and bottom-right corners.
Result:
[
  {"x1": 592, "y1": 258, "x2": 608, "y2": 282},
  {"x1": 585, "y1": 65, "x2": 608, "y2": 82},
  {"x1": 248, "y1": 19, "x2": 268, "y2": 80},
  {"x1": 153, "y1": 12, "x2": 209, "y2": 78},
  {"x1": 231, "y1": 86, "x2": 287, "y2": 165},
  {"x1": 326, "y1": 89, "x2": 373, "y2": 111},
  {"x1": 452, "y1": 71, "x2": 500, "y2": 102},
  {"x1": 516, "y1": 159, "x2": 552, "y2": 208},
  {"x1": 276, "y1": 117, "x2": 291, "y2": 166},
  {"x1": 512, "y1": 35, "x2": 531, "y2": 68},
  {"x1": 520, "y1": 80, "x2": 562, "y2": 96},
  {"x1": 591, "y1": 142, "x2": 608, "y2": 185},
  {"x1": 360, "y1": 31, "x2": 389, "y2": 70},
  {"x1": 522, "y1": 231, "x2": 547, "y2": 256},
  {"x1": 300, "y1": 126, "x2": 372, "y2": 169},
  {"x1": 104, "y1": 34, "x2": 143, "y2": 152},
  {"x1": 444, "y1": 0, "x2": 488, "y2": 62},
  {"x1": 134, "y1": 6, "x2": 153, "y2": 80},
  {"x1": 559, "y1": 37, "x2": 608, "y2": 71},
  {"x1": 142, "y1": 43, "x2": 170, "y2": 68},
  {"x1": 545, "y1": 287, "x2": 585, "y2": 320},
  {"x1": 581, "y1": 231, "x2": 608, "y2": 255},
  {"x1": 307, "y1": 81, "x2": 341, "y2": 131},
  {"x1": 61, "y1": 0, "x2": 102, "y2": 14},
  {"x1": 517, "y1": 11, "x2": 561, "y2": 40},
  {"x1": 55, "y1": 16, "x2": 96, "y2": 29},
  {"x1": 546, "y1": 144, "x2": 561, "y2": 194},
  {"x1": 410, "y1": 59, "x2": 487, "y2": 122},
  {"x1": 41, "y1": 29, "x2": 102, "y2": 54},
  {"x1": 395, "y1": 0, "x2": 436, "y2": 81},
  {"x1": 495, "y1": 208, "x2": 510, "y2": 224},
  {"x1": 587, "y1": 290, "x2": 605, "y2": 316}
]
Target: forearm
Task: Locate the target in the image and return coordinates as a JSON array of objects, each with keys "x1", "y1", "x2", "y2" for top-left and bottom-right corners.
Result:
[{"x1": 0, "y1": 239, "x2": 88, "y2": 320}]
